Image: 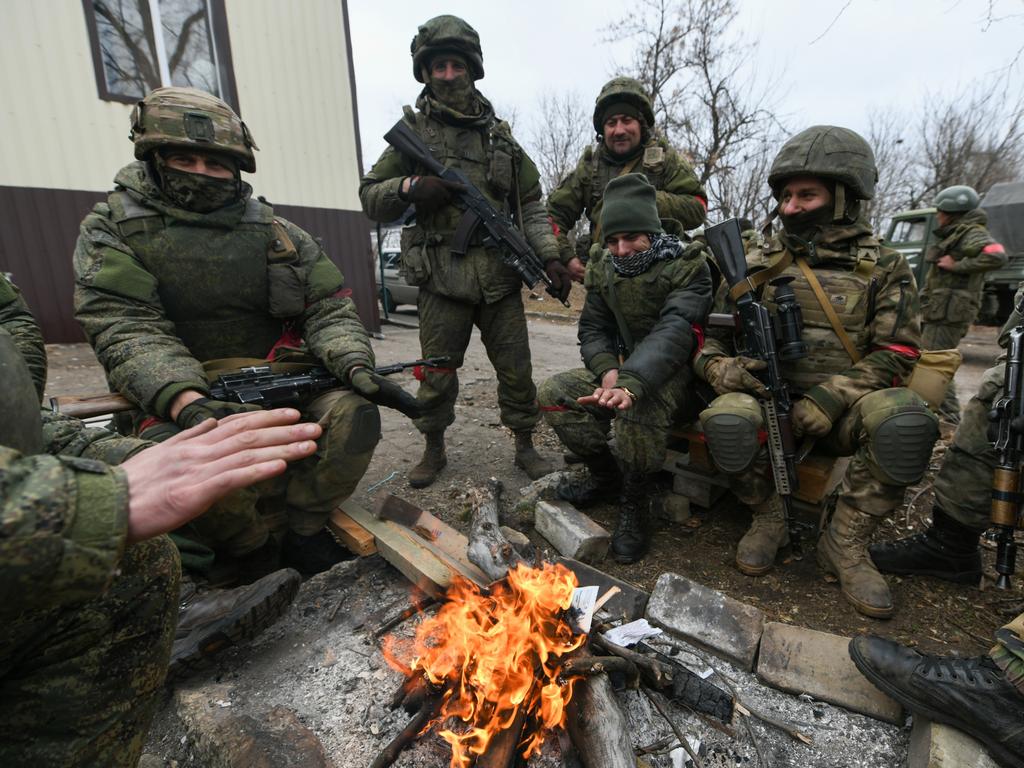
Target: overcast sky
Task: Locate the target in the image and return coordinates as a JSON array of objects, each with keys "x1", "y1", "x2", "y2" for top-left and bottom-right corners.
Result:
[{"x1": 349, "y1": 0, "x2": 1024, "y2": 172}]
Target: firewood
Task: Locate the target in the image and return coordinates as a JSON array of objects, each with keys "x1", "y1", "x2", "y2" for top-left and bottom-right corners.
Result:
[
  {"x1": 475, "y1": 701, "x2": 529, "y2": 768},
  {"x1": 560, "y1": 655, "x2": 640, "y2": 686},
  {"x1": 467, "y1": 479, "x2": 526, "y2": 581},
  {"x1": 566, "y1": 672, "x2": 636, "y2": 768},
  {"x1": 369, "y1": 692, "x2": 444, "y2": 768}
]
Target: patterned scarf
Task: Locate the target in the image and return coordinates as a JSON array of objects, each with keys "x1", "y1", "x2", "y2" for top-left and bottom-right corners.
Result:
[{"x1": 611, "y1": 233, "x2": 683, "y2": 276}]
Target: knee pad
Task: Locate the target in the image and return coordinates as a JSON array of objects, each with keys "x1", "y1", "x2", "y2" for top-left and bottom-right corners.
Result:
[
  {"x1": 867, "y1": 405, "x2": 939, "y2": 486},
  {"x1": 344, "y1": 403, "x2": 381, "y2": 454},
  {"x1": 699, "y1": 393, "x2": 763, "y2": 474}
]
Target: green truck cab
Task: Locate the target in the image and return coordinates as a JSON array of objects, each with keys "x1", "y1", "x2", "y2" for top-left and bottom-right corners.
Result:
[{"x1": 884, "y1": 181, "x2": 1024, "y2": 323}]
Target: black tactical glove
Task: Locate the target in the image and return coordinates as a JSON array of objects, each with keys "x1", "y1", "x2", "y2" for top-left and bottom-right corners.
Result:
[
  {"x1": 175, "y1": 397, "x2": 262, "y2": 429},
  {"x1": 544, "y1": 259, "x2": 572, "y2": 302},
  {"x1": 350, "y1": 368, "x2": 423, "y2": 420},
  {"x1": 406, "y1": 176, "x2": 466, "y2": 215}
]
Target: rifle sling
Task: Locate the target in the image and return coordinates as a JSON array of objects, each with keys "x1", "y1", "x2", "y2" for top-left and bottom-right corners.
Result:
[
  {"x1": 604, "y1": 269, "x2": 635, "y2": 359},
  {"x1": 727, "y1": 252, "x2": 794, "y2": 302},
  {"x1": 794, "y1": 256, "x2": 862, "y2": 364}
]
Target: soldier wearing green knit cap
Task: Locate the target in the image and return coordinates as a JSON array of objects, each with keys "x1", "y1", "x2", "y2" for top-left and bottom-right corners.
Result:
[{"x1": 539, "y1": 174, "x2": 712, "y2": 563}]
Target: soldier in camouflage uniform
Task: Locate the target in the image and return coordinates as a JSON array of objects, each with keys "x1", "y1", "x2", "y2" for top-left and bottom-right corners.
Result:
[
  {"x1": 695, "y1": 126, "x2": 939, "y2": 619},
  {"x1": 539, "y1": 174, "x2": 712, "y2": 562},
  {"x1": 870, "y1": 282, "x2": 1024, "y2": 585},
  {"x1": 919, "y1": 184, "x2": 1007, "y2": 422},
  {"x1": 547, "y1": 77, "x2": 707, "y2": 278},
  {"x1": 359, "y1": 15, "x2": 561, "y2": 488},
  {"x1": 851, "y1": 622, "x2": 1024, "y2": 767},
  {"x1": 73, "y1": 87, "x2": 405, "y2": 574},
  {"x1": 0, "y1": 272, "x2": 316, "y2": 766}
]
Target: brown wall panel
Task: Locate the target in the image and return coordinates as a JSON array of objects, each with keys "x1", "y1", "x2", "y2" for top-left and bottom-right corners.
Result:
[{"x1": 0, "y1": 185, "x2": 379, "y2": 342}]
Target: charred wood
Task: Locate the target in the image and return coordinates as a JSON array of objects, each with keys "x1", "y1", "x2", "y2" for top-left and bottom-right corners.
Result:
[
  {"x1": 566, "y1": 672, "x2": 636, "y2": 768},
  {"x1": 370, "y1": 692, "x2": 444, "y2": 768}
]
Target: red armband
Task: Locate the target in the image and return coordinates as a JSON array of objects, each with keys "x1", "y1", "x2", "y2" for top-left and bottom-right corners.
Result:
[
  {"x1": 690, "y1": 323, "x2": 705, "y2": 359},
  {"x1": 871, "y1": 343, "x2": 920, "y2": 360},
  {"x1": 983, "y1": 243, "x2": 1006, "y2": 255}
]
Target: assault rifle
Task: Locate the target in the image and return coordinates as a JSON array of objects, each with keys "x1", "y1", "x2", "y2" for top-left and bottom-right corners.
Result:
[
  {"x1": 990, "y1": 320, "x2": 1024, "y2": 589},
  {"x1": 383, "y1": 119, "x2": 569, "y2": 307},
  {"x1": 50, "y1": 357, "x2": 449, "y2": 420},
  {"x1": 705, "y1": 219, "x2": 808, "y2": 548}
]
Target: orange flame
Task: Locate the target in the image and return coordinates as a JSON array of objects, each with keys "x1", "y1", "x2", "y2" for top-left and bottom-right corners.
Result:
[{"x1": 383, "y1": 562, "x2": 585, "y2": 766}]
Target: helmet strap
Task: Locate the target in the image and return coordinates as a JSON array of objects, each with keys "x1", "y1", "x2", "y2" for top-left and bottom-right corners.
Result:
[{"x1": 833, "y1": 181, "x2": 846, "y2": 222}]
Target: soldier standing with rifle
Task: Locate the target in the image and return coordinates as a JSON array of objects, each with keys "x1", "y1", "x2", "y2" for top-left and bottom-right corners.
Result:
[
  {"x1": 695, "y1": 126, "x2": 939, "y2": 619},
  {"x1": 359, "y1": 15, "x2": 563, "y2": 488}
]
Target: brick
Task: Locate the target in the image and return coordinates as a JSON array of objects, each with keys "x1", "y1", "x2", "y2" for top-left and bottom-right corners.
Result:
[
  {"x1": 908, "y1": 718, "x2": 1000, "y2": 768},
  {"x1": 555, "y1": 556, "x2": 649, "y2": 621},
  {"x1": 646, "y1": 572, "x2": 764, "y2": 671},
  {"x1": 534, "y1": 500, "x2": 610, "y2": 563},
  {"x1": 655, "y1": 492, "x2": 692, "y2": 523},
  {"x1": 671, "y1": 467, "x2": 728, "y2": 508},
  {"x1": 756, "y1": 622, "x2": 903, "y2": 724},
  {"x1": 500, "y1": 525, "x2": 531, "y2": 551}
]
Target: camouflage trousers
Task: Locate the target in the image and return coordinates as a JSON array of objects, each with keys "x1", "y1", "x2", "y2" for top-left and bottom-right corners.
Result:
[
  {"x1": 922, "y1": 320, "x2": 972, "y2": 418},
  {"x1": 0, "y1": 536, "x2": 179, "y2": 766},
  {"x1": 992, "y1": 612, "x2": 1024, "y2": 696},
  {"x1": 413, "y1": 289, "x2": 540, "y2": 434},
  {"x1": 932, "y1": 361, "x2": 1002, "y2": 531},
  {"x1": 699, "y1": 388, "x2": 938, "y2": 516},
  {"x1": 538, "y1": 367, "x2": 693, "y2": 474}
]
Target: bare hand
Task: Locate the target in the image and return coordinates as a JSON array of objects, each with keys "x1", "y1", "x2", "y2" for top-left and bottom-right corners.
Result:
[
  {"x1": 567, "y1": 257, "x2": 586, "y2": 282},
  {"x1": 121, "y1": 409, "x2": 321, "y2": 543},
  {"x1": 936, "y1": 254, "x2": 956, "y2": 271},
  {"x1": 600, "y1": 369, "x2": 619, "y2": 390},
  {"x1": 578, "y1": 387, "x2": 633, "y2": 411}
]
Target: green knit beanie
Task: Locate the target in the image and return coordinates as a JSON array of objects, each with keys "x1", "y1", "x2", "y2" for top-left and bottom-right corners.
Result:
[{"x1": 600, "y1": 173, "x2": 663, "y2": 238}]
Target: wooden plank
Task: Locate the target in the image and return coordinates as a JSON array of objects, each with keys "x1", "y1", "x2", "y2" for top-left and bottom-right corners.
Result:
[{"x1": 328, "y1": 507, "x2": 377, "y2": 556}]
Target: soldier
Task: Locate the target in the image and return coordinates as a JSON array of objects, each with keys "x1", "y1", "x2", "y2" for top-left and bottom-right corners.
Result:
[
  {"x1": 870, "y1": 282, "x2": 1024, "y2": 584},
  {"x1": 850, "y1": 625, "x2": 1024, "y2": 767},
  {"x1": 547, "y1": 76, "x2": 707, "y2": 278},
  {"x1": 72, "y1": 87, "x2": 411, "y2": 575},
  {"x1": 919, "y1": 184, "x2": 1007, "y2": 422},
  {"x1": 359, "y1": 15, "x2": 562, "y2": 488},
  {"x1": 695, "y1": 126, "x2": 939, "y2": 619},
  {"x1": 0, "y1": 273, "x2": 318, "y2": 766},
  {"x1": 538, "y1": 174, "x2": 712, "y2": 562}
]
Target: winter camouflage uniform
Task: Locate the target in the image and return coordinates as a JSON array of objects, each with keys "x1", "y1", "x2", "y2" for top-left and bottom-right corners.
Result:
[
  {"x1": 547, "y1": 77, "x2": 707, "y2": 264},
  {"x1": 74, "y1": 89, "x2": 379, "y2": 549},
  {"x1": 358, "y1": 17, "x2": 558, "y2": 440},
  {"x1": 0, "y1": 273, "x2": 179, "y2": 767}
]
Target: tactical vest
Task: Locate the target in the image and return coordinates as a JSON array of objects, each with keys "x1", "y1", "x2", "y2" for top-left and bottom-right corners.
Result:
[
  {"x1": 107, "y1": 191, "x2": 295, "y2": 362},
  {"x1": 587, "y1": 137, "x2": 671, "y2": 217},
  {"x1": 755, "y1": 238, "x2": 889, "y2": 393},
  {"x1": 921, "y1": 220, "x2": 992, "y2": 323}
]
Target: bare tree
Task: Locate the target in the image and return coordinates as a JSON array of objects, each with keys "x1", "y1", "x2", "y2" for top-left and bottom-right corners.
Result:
[
  {"x1": 527, "y1": 91, "x2": 591, "y2": 195},
  {"x1": 864, "y1": 107, "x2": 919, "y2": 230}
]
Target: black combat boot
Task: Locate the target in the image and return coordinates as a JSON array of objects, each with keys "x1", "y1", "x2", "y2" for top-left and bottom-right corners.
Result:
[
  {"x1": 850, "y1": 635, "x2": 1024, "y2": 768},
  {"x1": 281, "y1": 528, "x2": 354, "y2": 575},
  {"x1": 868, "y1": 506, "x2": 982, "y2": 585},
  {"x1": 611, "y1": 470, "x2": 652, "y2": 564},
  {"x1": 555, "y1": 449, "x2": 622, "y2": 507},
  {"x1": 169, "y1": 568, "x2": 302, "y2": 678}
]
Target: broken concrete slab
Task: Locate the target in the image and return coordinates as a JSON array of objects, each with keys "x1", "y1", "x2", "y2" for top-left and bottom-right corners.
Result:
[
  {"x1": 908, "y1": 718, "x2": 1000, "y2": 768},
  {"x1": 556, "y1": 556, "x2": 649, "y2": 621},
  {"x1": 177, "y1": 684, "x2": 334, "y2": 768},
  {"x1": 756, "y1": 622, "x2": 903, "y2": 724},
  {"x1": 646, "y1": 572, "x2": 764, "y2": 671},
  {"x1": 655, "y1": 492, "x2": 692, "y2": 523},
  {"x1": 671, "y1": 468, "x2": 728, "y2": 509},
  {"x1": 535, "y1": 499, "x2": 610, "y2": 563}
]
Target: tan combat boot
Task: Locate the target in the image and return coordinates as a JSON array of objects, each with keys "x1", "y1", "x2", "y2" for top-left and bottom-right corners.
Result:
[
  {"x1": 409, "y1": 431, "x2": 447, "y2": 488},
  {"x1": 736, "y1": 494, "x2": 790, "y2": 576},
  {"x1": 817, "y1": 499, "x2": 893, "y2": 619},
  {"x1": 513, "y1": 430, "x2": 557, "y2": 480}
]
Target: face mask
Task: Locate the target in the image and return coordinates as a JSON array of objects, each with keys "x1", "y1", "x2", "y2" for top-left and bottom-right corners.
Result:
[
  {"x1": 779, "y1": 205, "x2": 834, "y2": 242},
  {"x1": 429, "y1": 73, "x2": 476, "y2": 114},
  {"x1": 160, "y1": 167, "x2": 240, "y2": 213}
]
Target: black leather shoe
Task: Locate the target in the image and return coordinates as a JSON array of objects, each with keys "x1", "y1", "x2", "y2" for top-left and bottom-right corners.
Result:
[
  {"x1": 850, "y1": 635, "x2": 1024, "y2": 768},
  {"x1": 868, "y1": 507, "x2": 982, "y2": 584}
]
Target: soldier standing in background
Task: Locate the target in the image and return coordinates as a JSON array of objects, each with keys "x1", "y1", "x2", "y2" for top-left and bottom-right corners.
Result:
[
  {"x1": 547, "y1": 76, "x2": 707, "y2": 279},
  {"x1": 359, "y1": 15, "x2": 563, "y2": 489},
  {"x1": 695, "y1": 126, "x2": 939, "y2": 619},
  {"x1": 919, "y1": 184, "x2": 1006, "y2": 422}
]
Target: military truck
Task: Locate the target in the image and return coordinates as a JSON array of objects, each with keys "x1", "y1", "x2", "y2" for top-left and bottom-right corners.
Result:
[{"x1": 884, "y1": 181, "x2": 1024, "y2": 323}]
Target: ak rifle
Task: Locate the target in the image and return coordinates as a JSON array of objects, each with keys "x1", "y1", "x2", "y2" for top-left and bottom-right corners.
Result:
[{"x1": 990, "y1": 315, "x2": 1024, "y2": 589}]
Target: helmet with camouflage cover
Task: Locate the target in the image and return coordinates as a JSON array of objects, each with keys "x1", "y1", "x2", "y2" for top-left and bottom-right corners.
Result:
[
  {"x1": 130, "y1": 87, "x2": 258, "y2": 173},
  {"x1": 592, "y1": 76, "x2": 656, "y2": 135},
  {"x1": 411, "y1": 15, "x2": 484, "y2": 83},
  {"x1": 768, "y1": 125, "x2": 877, "y2": 201},
  {"x1": 933, "y1": 184, "x2": 980, "y2": 213}
]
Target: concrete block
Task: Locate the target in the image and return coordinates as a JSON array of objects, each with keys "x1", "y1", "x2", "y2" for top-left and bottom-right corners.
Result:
[
  {"x1": 646, "y1": 572, "x2": 764, "y2": 671},
  {"x1": 671, "y1": 468, "x2": 728, "y2": 508},
  {"x1": 535, "y1": 499, "x2": 610, "y2": 563},
  {"x1": 655, "y1": 492, "x2": 692, "y2": 523},
  {"x1": 556, "y1": 556, "x2": 649, "y2": 620},
  {"x1": 756, "y1": 622, "x2": 903, "y2": 724},
  {"x1": 908, "y1": 718, "x2": 1000, "y2": 768}
]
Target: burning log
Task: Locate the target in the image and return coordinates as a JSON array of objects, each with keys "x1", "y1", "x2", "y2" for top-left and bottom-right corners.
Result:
[
  {"x1": 369, "y1": 689, "x2": 444, "y2": 768},
  {"x1": 565, "y1": 671, "x2": 637, "y2": 768},
  {"x1": 466, "y1": 479, "x2": 525, "y2": 580}
]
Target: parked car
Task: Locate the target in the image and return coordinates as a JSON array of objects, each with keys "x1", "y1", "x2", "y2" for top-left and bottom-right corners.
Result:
[{"x1": 374, "y1": 249, "x2": 418, "y2": 312}]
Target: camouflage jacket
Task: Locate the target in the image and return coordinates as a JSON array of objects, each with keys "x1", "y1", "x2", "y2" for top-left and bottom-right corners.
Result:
[
  {"x1": 0, "y1": 274, "x2": 47, "y2": 401},
  {"x1": 696, "y1": 222, "x2": 923, "y2": 422},
  {"x1": 547, "y1": 136, "x2": 707, "y2": 264},
  {"x1": 579, "y1": 228, "x2": 712, "y2": 400},
  {"x1": 358, "y1": 91, "x2": 559, "y2": 304},
  {"x1": 921, "y1": 209, "x2": 1007, "y2": 324},
  {"x1": 74, "y1": 162, "x2": 373, "y2": 418}
]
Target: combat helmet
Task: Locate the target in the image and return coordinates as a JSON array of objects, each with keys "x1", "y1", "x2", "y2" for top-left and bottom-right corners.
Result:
[
  {"x1": 411, "y1": 15, "x2": 484, "y2": 83},
  {"x1": 130, "y1": 87, "x2": 258, "y2": 173},
  {"x1": 593, "y1": 76, "x2": 656, "y2": 135},
  {"x1": 768, "y1": 125, "x2": 877, "y2": 201},
  {"x1": 933, "y1": 184, "x2": 980, "y2": 213}
]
